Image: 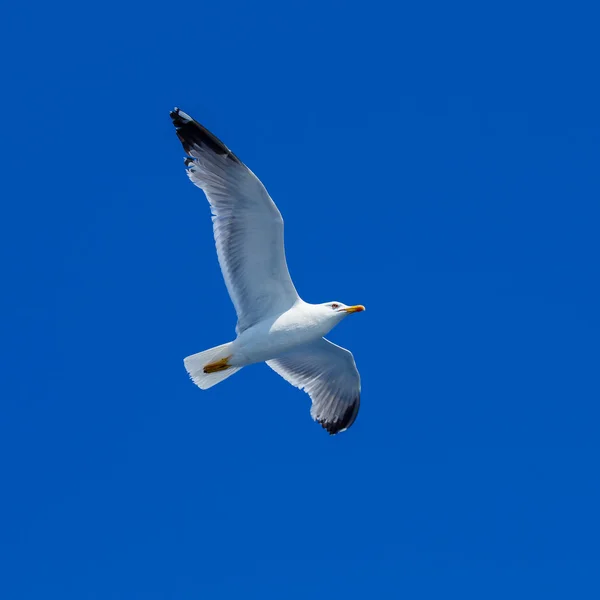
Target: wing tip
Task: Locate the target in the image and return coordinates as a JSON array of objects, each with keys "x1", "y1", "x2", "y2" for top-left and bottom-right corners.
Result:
[
  {"x1": 317, "y1": 397, "x2": 360, "y2": 435},
  {"x1": 169, "y1": 107, "x2": 242, "y2": 164},
  {"x1": 170, "y1": 107, "x2": 191, "y2": 125}
]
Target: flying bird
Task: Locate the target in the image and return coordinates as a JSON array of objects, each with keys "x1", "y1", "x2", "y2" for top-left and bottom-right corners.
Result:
[{"x1": 170, "y1": 108, "x2": 365, "y2": 434}]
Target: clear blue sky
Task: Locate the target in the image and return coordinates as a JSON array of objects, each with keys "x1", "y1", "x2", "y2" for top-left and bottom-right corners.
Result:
[{"x1": 1, "y1": 1, "x2": 599, "y2": 598}]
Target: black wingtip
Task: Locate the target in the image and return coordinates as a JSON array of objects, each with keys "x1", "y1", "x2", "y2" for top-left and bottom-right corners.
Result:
[
  {"x1": 318, "y1": 398, "x2": 360, "y2": 435},
  {"x1": 169, "y1": 107, "x2": 242, "y2": 164}
]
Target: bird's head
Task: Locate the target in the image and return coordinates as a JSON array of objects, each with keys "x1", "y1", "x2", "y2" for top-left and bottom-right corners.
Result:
[{"x1": 318, "y1": 301, "x2": 366, "y2": 322}]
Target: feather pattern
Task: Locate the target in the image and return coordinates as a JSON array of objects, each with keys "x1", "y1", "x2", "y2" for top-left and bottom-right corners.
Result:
[
  {"x1": 267, "y1": 338, "x2": 361, "y2": 434},
  {"x1": 170, "y1": 108, "x2": 299, "y2": 334}
]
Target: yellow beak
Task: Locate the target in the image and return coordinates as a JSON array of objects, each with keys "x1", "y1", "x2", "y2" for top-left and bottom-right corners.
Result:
[{"x1": 343, "y1": 305, "x2": 365, "y2": 314}]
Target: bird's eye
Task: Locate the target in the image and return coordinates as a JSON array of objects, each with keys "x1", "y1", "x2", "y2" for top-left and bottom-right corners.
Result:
[{"x1": 331, "y1": 303, "x2": 340, "y2": 310}]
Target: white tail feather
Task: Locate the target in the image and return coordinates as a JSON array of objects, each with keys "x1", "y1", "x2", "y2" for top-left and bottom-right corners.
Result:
[{"x1": 183, "y1": 343, "x2": 241, "y2": 390}]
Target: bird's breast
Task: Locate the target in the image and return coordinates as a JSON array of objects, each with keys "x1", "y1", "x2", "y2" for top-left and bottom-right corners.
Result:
[{"x1": 232, "y1": 311, "x2": 326, "y2": 365}]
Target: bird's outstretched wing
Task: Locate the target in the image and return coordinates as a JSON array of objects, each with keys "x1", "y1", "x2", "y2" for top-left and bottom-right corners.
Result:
[
  {"x1": 170, "y1": 108, "x2": 299, "y2": 334},
  {"x1": 267, "y1": 338, "x2": 361, "y2": 434}
]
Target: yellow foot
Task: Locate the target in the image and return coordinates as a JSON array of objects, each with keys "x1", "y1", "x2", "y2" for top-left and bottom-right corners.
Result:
[{"x1": 203, "y1": 356, "x2": 232, "y2": 374}]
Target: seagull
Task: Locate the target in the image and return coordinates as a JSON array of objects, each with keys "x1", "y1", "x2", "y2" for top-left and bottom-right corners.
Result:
[{"x1": 170, "y1": 108, "x2": 365, "y2": 434}]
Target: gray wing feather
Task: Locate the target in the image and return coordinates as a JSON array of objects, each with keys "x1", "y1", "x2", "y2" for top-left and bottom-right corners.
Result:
[
  {"x1": 267, "y1": 338, "x2": 361, "y2": 434},
  {"x1": 170, "y1": 108, "x2": 299, "y2": 334}
]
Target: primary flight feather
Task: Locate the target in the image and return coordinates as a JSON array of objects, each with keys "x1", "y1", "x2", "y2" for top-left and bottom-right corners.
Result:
[{"x1": 170, "y1": 108, "x2": 365, "y2": 434}]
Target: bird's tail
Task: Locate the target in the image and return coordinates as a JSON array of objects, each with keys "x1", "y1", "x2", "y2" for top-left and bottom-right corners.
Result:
[{"x1": 183, "y1": 343, "x2": 242, "y2": 390}]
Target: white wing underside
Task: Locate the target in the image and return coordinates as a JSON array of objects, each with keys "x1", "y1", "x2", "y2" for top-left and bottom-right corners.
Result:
[
  {"x1": 267, "y1": 338, "x2": 361, "y2": 435},
  {"x1": 171, "y1": 109, "x2": 299, "y2": 334}
]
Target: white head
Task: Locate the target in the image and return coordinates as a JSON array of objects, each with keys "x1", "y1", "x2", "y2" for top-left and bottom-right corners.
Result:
[{"x1": 314, "y1": 301, "x2": 366, "y2": 324}]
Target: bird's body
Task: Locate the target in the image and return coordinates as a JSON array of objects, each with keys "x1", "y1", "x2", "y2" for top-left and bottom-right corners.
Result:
[
  {"x1": 170, "y1": 108, "x2": 365, "y2": 434},
  {"x1": 229, "y1": 300, "x2": 350, "y2": 366}
]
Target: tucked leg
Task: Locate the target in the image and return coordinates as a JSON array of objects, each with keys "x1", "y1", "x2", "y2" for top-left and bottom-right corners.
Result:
[{"x1": 203, "y1": 356, "x2": 232, "y2": 374}]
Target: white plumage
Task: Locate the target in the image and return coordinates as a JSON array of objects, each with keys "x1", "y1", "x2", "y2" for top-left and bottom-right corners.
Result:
[{"x1": 171, "y1": 108, "x2": 365, "y2": 434}]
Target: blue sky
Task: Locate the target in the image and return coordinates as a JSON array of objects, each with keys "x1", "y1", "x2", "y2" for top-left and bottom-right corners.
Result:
[{"x1": 2, "y1": 0, "x2": 599, "y2": 597}]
